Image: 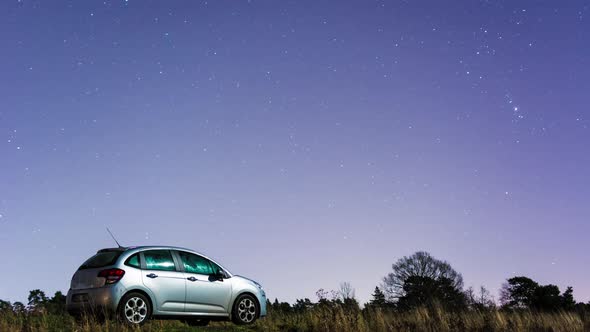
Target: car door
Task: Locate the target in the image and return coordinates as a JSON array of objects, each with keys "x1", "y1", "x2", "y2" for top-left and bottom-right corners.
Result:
[
  {"x1": 176, "y1": 251, "x2": 232, "y2": 314},
  {"x1": 140, "y1": 250, "x2": 186, "y2": 312}
]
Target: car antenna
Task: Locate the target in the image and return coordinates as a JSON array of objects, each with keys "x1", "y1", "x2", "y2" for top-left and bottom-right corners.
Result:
[{"x1": 106, "y1": 227, "x2": 123, "y2": 248}]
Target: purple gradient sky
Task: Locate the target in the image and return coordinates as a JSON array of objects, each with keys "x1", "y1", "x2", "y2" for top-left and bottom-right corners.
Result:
[{"x1": 1, "y1": 1, "x2": 589, "y2": 305}]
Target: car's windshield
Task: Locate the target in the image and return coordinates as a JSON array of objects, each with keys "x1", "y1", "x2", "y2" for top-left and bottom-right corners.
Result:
[{"x1": 78, "y1": 251, "x2": 122, "y2": 270}]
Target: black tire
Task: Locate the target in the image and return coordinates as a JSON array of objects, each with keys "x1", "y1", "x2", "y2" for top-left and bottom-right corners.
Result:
[
  {"x1": 117, "y1": 292, "x2": 152, "y2": 326},
  {"x1": 232, "y1": 294, "x2": 259, "y2": 325},
  {"x1": 186, "y1": 318, "x2": 210, "y2": 326}
]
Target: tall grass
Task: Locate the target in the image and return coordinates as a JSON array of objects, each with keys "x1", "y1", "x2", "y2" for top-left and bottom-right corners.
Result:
[
  {"x1": 1, "y1": 305, "x2": 588, "y2": 331},
  {"x1": 0, "y1": 312, "x2": 243, "y2": 332},
  {"x1": 256, "y1": 305, "x2": 587, "y2": 332}
]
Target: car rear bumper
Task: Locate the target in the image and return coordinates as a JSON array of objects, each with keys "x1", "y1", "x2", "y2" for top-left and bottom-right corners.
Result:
[{"x1": 66, "y1": 284, "x2": 125, "y2": 315}]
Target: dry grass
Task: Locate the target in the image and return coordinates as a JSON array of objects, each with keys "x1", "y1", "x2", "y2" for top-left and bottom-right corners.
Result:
[
  {"x1": 1, "y1": 306, "x2": 588, "y2": 332},
  {"x1": 256, "y1": 306, "x2": 588, "y2": 332},
  {"x1": 0, "y1": 312, "x2": 245, "y2": 332}
]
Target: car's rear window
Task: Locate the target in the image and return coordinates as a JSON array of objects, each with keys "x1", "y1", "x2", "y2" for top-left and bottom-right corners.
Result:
[{"x1": 78, "y1": 251, "x2": 122, "y2": 270}]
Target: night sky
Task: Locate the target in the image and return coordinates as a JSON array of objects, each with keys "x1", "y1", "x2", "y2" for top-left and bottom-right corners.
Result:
[{"x1": 1, "y1": 1, "x2": 589, "y2": 305}]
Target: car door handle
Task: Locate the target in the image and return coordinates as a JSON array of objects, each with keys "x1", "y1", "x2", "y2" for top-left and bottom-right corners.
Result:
[
  {"x1": 187, "y1": 276, "x2": 197, "y2": 282},
  {"x1": 146, "y1": 273, "x2": 158, "y2": 279}
]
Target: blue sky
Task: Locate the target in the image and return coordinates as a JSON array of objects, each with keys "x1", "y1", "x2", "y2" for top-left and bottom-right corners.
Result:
[{"x1": 1, "y1": 0, "x2": 589, "y2": 304}]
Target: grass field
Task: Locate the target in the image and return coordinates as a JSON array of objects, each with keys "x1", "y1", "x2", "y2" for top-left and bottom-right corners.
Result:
[{"x1": 2, "y1": 305, "x2": 589, "y2": 332}]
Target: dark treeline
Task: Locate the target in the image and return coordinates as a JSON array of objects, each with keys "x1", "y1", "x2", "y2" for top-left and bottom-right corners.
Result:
[
  {"x1": 2, "y1": 251, "x2": 590, "y2": 318},
  {"x1": 0, "y1": 289, "x2": 66, "y2": 315},
  {"x1": 267, "y1": 251, "x2": 590, "y2": 315}
]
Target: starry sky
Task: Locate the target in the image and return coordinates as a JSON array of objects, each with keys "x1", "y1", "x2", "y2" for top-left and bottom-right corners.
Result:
[{"x1": 1, "y1": 0, "x2": 589, "y2": 305}]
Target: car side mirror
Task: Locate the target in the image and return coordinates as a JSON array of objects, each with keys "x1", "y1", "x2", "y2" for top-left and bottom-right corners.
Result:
[{"x1": 209, "y1": 272, "x2": 224, "y2": 282}]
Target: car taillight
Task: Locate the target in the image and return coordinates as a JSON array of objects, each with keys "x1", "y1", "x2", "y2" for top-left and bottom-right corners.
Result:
[{"x1": 98, "y1": 268, "x2": 125, "y2": 284}]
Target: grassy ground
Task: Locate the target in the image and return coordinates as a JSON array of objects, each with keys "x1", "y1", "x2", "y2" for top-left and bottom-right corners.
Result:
[
  {"x1": 0, "y1": 313, "x2": 245, "y2": 332},
  {"x1": 2, "y1": 306, "x2": 589, "y2": 332}
]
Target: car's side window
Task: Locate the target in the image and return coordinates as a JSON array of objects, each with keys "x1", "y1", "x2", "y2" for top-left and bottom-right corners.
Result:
[
  {"x1": 143, "y1": 250, "x2": 177, "y2": 271},
  {"x1": 125, "y1": 253, "x2": 141, "y2": 269},
  {"x1": 178, "y1": 251, "x2": 214, "y2": 275},
  {"x1": 209, "y1": 260, "x2": 226, "y2": 276}
]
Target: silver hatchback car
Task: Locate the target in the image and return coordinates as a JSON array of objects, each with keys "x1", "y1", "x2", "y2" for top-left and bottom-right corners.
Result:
[{"x1": 66, "y1": 246, "x2": 266, "y2": 326}]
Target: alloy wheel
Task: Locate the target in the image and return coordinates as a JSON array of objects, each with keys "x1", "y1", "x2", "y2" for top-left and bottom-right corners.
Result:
[
  {"x1": 237, "y1": 297, "x2": 257, "y2": 323},
  {"x1": 124, "y1": 297, "x2": 148, "y2": 324}
]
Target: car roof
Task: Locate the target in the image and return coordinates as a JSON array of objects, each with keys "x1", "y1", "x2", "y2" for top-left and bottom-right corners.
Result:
[
  {"x1": 99, "y1": 245, "x2": 203, "y2": 254},
  {"x1": 97, "y1": 247, "x2": 127, "y2": 253},
  {"x1": 125, "y1": 245, "x2": 204, "y2": 254},
  {"x1": 98, "y1": 245, "x2": 233, "y2": 276}
]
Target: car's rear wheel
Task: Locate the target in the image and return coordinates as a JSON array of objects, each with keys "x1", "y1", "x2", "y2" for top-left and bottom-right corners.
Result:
[
  {"x1": 118, "y1": 292, "x2": 151, "y2": 326},
  {"x1": 232, "y1": 294, "x2": 259, "y2": 325}
]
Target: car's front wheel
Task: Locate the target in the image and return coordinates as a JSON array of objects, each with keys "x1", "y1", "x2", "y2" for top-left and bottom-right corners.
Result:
[
  {"x1": 118, "y1": 292, "x2": 151, "y2": 326},
  {"x1": 232, "y1": 294, "x2": 259, "y2": 325}
]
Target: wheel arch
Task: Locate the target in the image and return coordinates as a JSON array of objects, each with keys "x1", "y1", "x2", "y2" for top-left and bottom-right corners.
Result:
[
  {"x1": 119, "y1": 289, "x2": 154, "y2": 315},
  {"x1": 231, "y1": 291, "x2": 261, "y2": 318}
]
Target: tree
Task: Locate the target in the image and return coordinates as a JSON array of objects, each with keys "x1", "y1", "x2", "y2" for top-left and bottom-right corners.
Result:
[
  {"x1": 575, "y1": 301, "x2": 590, "y2": 315},
  {"x1": 369, "y1": 287, "x2": 387, "y2": 307},
  {"x1": 335, "y1": 282, "x2": 360, "y2": 311},
  {"x1": 397, "y1": 276, "x2": 467, "y2": 311},
  {"x1": 532, "y1": 284, "x2": 561, "y2": 311},
  {"x1": 293, "y1": 298, "x2": 314, "y2": 313},
  {"x1": 315, "y1": 288, "x2": 329, "y2": 302},
  {"x1": 382, "y1": 251, "x2": 464, "y2": 301},
  {"x1": 0, "y1": 300, "x2": 12, "y2": 313},
  {"x1": 268, "y1": 298, "x2": 274, "y2": 310},
  {"x1": 314, "y1": 288, "x2": 334, "y2": 307},
  {"x1": 46, "y1": 291, "x2": 67, "y2": 315},
  {"x1": 500, "y1": 276, "x2": 577, "y2": 311},
  {"x1": 12, "y1": 302, "x2": 25, "y2": 314},
  {"x1": 465, "y1": 286, "x2": 495, "y2": 310},
  {"x1": 338, "y1": 282, "x2": 355, "y2": 301},
  {"x1": 561, "y1": 286, "x2": 576, "y2": 311},
  {"x1": 278, "y1": 301, "x2": 292, "y2": 313},
  {"x1": 269, "y1": 298, "x2": 292, "y2": 313},
  {"x1": 500, "y1": 276, "x2": 539, "y2": 308},
  {"x1": 27, "y1": 289, "x2": 48, "y2": 312}
]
